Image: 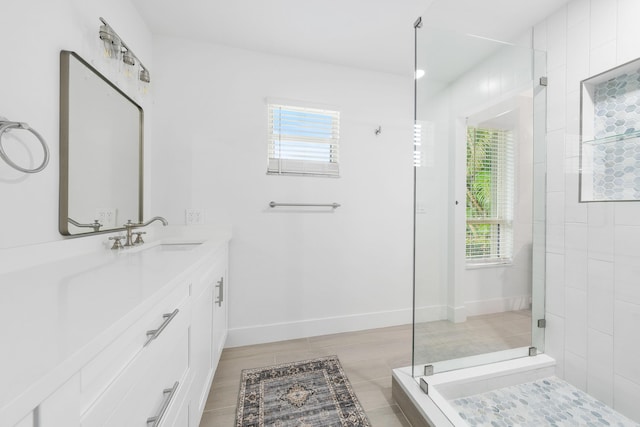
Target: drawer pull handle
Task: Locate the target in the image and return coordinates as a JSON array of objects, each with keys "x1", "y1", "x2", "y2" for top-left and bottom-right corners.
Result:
[
  {"x1": 145, "y1": 309, "x2": 179, "y2": 346},
  {"x1": 215, "y1": 277, "x2": 224, "y2": 307},
  {"x1": 146, "y1": 381, "x2": 179, "y2": 427}
]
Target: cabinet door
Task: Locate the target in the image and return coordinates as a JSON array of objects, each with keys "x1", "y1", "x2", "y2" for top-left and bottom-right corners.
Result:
[
  {"x1": 13, "y1": 412, "x2": 33, "y2": 427},
  {"x1": 39, "y1": 374, "x2": 81, "y2": 427},
  {"x1": 189, "y1": 280, "x2": 213, "y2": 426},
  {"x1": 212, "y1": 265, "x2": 227, "y2": 366}
]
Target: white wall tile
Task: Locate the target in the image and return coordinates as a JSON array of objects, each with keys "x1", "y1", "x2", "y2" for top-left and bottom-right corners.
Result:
[
  {"x1": 564, "y1": 350, "x2": 588, "y2": 391},
  {"x1": 564, "y1": 171, "x2": 587, "y2": 223},
  {"x1": 565, "y1": 251, "x2": 588, "y2": 291},
  {"x1": 587, "y1": 328, "x2": 614, "y2": 406},
  {"x1": 545, "y1": 313, "x2": 566, "y2": 378},
  {"x1": 614, "y1": 225, "x2": 640, "y2": 258},
  {"x1": 614, "y1": 375, "x2": 640, "y2": 422},
  {"x1": 590, "y1": 0, "x2": 617, "y2": 48},
  {"x1": 546, "y1": 253, "x2": 566, "y2": 317},
  {"x1": 547, "y1": 6, "x2": 568, "y2": 70},
  {"x1": 547, "y1": 191, "x2": 565, "y2": 226},
  {"x1": 565, "y1": 91, "x2": 582, "y2": 144},
  {"x1": 566, "y1": 20, "x2": 591, "y2": 86},
  {"x1": 541, "y1": 0, "x2": 640, "y2": 412},
  {"x1": 615, "y1": 254, "x2": 640, "y2": 306},
  {"x1": 587, "y1": 203, "x2": 614, "y2": 262},
  {"x1": 547, "y1": 223, "x2": 565, "y2": 254},
  {"x1": 568, "y1": 0, "x2": 590, "y2": 28},
  {"x1": 565, "y1": 287, "x2": 588, "y2": 357},
  {"x1": 547, "y1": 130, "x2": 566, "y2": 192},
  {"x1": 547, "y1": 66, "x2": 567, "y2": 131},
  {"x1": 590, "y1": 40, "x2": 617, "y2": 76},
  {"x1": 587, "y1": 258, "x2": 614, "y2": 334},
  {"x1": 615, "y1": 202, "x2": 640, "y2": 226},
  {"x1": 613, "y1": 300, "x2": 640, "y2": 385},
  {"x1": 565, "y1": 223, "x2": 588, "y2": 250},
  {"x1": 617, "y1": 0, "x2": 640, "y2": 63}
]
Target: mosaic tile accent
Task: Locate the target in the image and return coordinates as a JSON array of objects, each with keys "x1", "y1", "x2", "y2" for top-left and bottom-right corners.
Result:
[
  {"x1": 589, "y1": 68, "x2": 640, "y2": 200},
  {"x1": 593, "y1": 70, "x2": 640, "y2": 140},
  {"x1": 451, "y1": 376, "x2": 639, "y2": 426},
  {"x1": 591, "y1": 138, "x2": 640, "y2": 200}
]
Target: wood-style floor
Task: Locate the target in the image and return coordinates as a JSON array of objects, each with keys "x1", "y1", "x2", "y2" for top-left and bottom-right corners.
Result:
[{"x1": 199, "y1": 310, "x2": 531, "y2": 426}]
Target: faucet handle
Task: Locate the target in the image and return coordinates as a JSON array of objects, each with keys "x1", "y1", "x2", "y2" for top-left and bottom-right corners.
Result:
[
  {"x1": 108, "y1": 235, "x2": 125, "y2": 250},
  {"x1": 133, "y1": 231, "x2": 146, "y2": 245}
]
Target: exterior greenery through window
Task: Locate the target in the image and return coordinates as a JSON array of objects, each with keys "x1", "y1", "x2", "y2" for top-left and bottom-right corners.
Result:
[
  {"x1": 466, "y1": 127, "x2": 514, "y2": 264},
  {"x1": 267, "y1": 104, "x2": 340, "y2": 177}
]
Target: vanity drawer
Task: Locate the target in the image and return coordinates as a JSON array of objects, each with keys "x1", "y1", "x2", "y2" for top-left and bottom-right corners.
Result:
[
  {"x1": 103, "y1": 323, "x2": 189, "y2": 427},
  {"x1": 81, "y1": 300, "x2": 189, "y2": 426},
  {"x1": 80, "y1": 281, "x2": 190, "y2": 422}
]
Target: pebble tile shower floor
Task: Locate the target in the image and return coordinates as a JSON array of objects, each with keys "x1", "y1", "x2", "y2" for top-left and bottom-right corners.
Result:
[{"x1": 451, "y1": 376, "x2": 639, "y2": 426}]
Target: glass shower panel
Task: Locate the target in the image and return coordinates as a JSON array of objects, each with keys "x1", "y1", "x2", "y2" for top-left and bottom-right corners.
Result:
[{"x1": 412, "y1": 26, "x2": 546, "y2": 377}]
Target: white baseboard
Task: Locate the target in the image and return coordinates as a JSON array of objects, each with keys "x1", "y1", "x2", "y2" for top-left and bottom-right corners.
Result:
[
  {"x1": 448, "y1": 305, "x2": 467, "y2": 323},
  {"x1": 414, "y1": 304, "x2": 448, "y2": 323},
  {"x1": 465, "y1": 295, "x2": 532, "y2": 317},
  {"x1": 226, "y1": 307, "x2": 413, "y2": 348},
  {"x1": 226, "y1": 296, "x2": 532, "y2": 348}
]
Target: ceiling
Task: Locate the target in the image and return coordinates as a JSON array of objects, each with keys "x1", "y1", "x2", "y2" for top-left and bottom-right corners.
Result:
[{"x1": 131, "y1": 0, "x2": 570, "y2": 77}]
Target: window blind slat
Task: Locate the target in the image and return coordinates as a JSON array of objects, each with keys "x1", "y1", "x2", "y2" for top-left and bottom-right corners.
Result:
[
  {"x1": 267, "y1": 104, "x2": 340, "y2": 177},
  {"x1": 466, "y1": 127, "x2": 514, "y2": 263}
]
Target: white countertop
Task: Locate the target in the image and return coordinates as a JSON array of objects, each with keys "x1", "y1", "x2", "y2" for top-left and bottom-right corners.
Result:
[{"x1": 0, "y1": 227, "x2": 231, "y2": 424}]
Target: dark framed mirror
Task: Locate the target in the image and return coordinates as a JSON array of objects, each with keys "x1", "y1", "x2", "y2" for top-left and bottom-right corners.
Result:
[{"x1": 59, "y1": 50, "x2": 143, "y2": 236}]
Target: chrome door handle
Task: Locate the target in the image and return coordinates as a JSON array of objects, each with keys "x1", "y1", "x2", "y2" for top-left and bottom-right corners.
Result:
[
  {"x1": 215, "y1": 277, "x2": 224, "y2": 307},
  {"x1": 146, "y1": 381, "x2": 179, "y2": 426},
  {"x1": 145, "y1": 309, "x2": 179, "y2": 346}
]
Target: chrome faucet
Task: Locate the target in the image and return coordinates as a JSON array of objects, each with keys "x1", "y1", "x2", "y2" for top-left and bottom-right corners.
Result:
[{"x1": 122, "y1": 216, "x2": 169, "y2": 246}]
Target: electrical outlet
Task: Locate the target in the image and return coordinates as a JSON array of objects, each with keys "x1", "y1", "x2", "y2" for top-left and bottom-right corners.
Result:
[
  {"x1": 95, "y1": 208, "x2": 117, "y2": 228},
  {"x1": 185, "y1": 209, "x2": 205, "y2": 225}
]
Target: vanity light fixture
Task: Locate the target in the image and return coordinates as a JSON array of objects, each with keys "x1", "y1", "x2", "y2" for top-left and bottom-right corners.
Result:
[
  {"x1": 98, "y1": 24, "x2": 121, "y2": 59},
  {"x1": 98, "y1": 17, "x2": 150, "y2": 84},
  {"x1": 122, "y1": 50, "x2": 135, "y2": 66},
  {"x1": 139, "y1": 68, "x2": 150, "y2": 83}
]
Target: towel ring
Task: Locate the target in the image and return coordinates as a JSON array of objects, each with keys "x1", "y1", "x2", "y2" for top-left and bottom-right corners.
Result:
[{"x1": 0, "y1": 117, "x2": 50, "y2": 174}]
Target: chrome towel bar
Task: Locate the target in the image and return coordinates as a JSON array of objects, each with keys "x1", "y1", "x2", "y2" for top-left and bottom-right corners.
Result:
[{"x1": 269, "y1": 201, "x2": 341, "y2": 209}]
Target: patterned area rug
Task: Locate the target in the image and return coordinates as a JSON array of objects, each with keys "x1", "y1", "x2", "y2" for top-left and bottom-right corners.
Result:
[{"x1": 236, "y1": 355, "x2": 371, "y2": 427}]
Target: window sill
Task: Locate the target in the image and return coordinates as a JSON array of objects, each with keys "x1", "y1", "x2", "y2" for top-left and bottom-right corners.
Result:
[{"x1": 465, "y1": 260, "x2": 512, "y2": 270}]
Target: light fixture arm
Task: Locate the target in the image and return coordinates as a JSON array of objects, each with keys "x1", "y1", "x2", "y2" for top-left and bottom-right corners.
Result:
[{"x1": 99, "y1": 17, "x2": 150, "y2": 83}]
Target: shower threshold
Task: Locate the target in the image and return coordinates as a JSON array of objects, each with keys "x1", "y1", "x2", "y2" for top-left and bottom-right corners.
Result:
[{"x1": 392, "y1": 355, "x2": 556, "y2": 426}]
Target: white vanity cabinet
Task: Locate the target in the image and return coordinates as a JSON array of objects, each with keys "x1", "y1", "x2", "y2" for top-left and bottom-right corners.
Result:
[
  {"x1": 2, "y1": 235, "x2": 230, "y2": 427},
  {"x1": 188, "y1": 248, "x2": 228, "y2": 427},
  {"x1": 80, "y1": 280, "x2": 191, "y2": 427}
]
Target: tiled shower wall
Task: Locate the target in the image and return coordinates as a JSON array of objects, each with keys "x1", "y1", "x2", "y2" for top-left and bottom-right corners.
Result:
[{"x1": 536, "y1": 0, "x2": 640, "y2": 422}]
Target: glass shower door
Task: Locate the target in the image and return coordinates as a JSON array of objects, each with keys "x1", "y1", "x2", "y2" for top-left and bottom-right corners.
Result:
[{"x1": 412, "y1": 24, "x2": 547, "y2": 377}]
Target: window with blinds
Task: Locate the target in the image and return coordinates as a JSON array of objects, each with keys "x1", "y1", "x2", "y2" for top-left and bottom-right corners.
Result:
[
  {"x1": 267, "y1": 104, "x2": 340, "y2": 177},
  {"x1": 466, "y1": 127, "x2": 514, "y2": 264}
]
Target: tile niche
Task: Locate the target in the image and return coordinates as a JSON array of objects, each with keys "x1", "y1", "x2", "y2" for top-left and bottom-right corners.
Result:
[{"x1": 580, "y1": 57, "x2": 640, "y2": 202}]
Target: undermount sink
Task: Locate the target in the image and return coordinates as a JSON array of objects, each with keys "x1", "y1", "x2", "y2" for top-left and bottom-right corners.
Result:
[
  {"x1": 158, "y1": 242, "x2": 203, "y2": 251},
  {"x1": 117, "y1": 240, "x2": 204, "y2": 254}
]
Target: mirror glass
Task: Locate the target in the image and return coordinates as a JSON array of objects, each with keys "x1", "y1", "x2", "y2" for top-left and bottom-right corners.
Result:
[{"x1": 59, "y1": 51, "x2": 143, "y2": 236}]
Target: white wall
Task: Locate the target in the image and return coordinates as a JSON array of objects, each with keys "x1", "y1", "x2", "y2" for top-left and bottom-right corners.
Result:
[
  {"x1": 538, "y1": 0, "x2": 640, "y2": 421},
  {"x1": 149, "y1": 36, "x2": 415, "y2": 346},
  {"x1": 0, "y1": 0, "x2": 152, "y2": 250}
]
